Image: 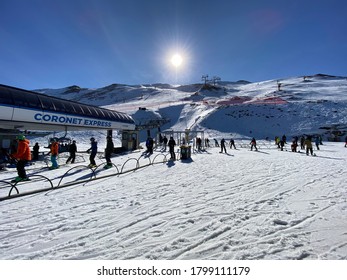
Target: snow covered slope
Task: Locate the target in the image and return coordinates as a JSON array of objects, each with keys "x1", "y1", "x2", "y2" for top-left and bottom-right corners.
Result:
[
  {"x1": 36, "y1": 74, "x2": 347, "y2": 141},
  {"x1": 1, "y1": 142, "x2": 346, "y2": 260}
]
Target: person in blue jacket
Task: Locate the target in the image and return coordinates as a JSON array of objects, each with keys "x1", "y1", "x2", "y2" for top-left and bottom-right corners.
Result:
[{"x1": 87, "y1": 137, "x2": 98, "y2": 167}]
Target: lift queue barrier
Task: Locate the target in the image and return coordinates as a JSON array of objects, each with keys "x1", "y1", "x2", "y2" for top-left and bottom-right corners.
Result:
[{"x1": 0, "y1": 151, "x2": 173, "y2": 202}]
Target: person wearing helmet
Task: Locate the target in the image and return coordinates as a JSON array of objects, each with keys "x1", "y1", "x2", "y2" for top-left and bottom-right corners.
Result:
[
  {"x1": 11, "y1": 135, "x2": 31, "y2": 182},
  {"x1": 87, "y1": 137, "x2": 98, "y2": 168},
  {"x1": 48, "y1": 138, "x2": 59, "y2": 169}
]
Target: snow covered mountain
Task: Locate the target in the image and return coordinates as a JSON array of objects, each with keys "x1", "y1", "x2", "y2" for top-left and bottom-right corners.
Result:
[{"x1": 36, "y1": 74, "x2": 347, "y2": 142}]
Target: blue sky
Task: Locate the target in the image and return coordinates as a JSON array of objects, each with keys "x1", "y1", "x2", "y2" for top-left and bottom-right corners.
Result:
[{"x1": 1, "y1": 0, "x2": 346, "y2": 89}]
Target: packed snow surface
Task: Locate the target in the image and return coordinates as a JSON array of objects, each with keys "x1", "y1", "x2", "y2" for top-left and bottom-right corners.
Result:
[
  {"x1": 0, "y1": 74, "x2": 346, "y2": 260},
  {"x1": 0, "y1": 142, "x2": 346, "y2": 260}
]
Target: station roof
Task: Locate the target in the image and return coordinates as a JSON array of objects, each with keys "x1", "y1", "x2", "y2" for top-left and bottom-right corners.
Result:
[{"x1": 0, "y1": 84, "x2": 135, "y2": 131}]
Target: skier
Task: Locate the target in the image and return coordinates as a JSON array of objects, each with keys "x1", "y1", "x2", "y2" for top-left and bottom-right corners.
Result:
[
  {"x1": 168, "y1": 136, "x2": 176, "y2": 160},
  {"x1": 132, "y1": 136, "x2": 137, "y2": 150},
  {"x1": 315, "y1": 136, "x2": 320, "y2": 150},
  {"x1": 87, "y1": 137, "x2": 98, "y2": 168},
  {"x1": 291, "y1": 139, "x2": 298, "y2": 152},
  {"x1": 220, "y1": 138, "x2": 227, "y2": 153},
  {"x1": 304, "y1": 136, "x2": 313, "y2": 156},
  {"x1": 250, "y1": 137, "x2": 258, "y2": 151},
  {"x1": 48, "y1": 138, "x2": 59, "y2": 169},
  {"x1": 145, "y1": 136, "x2": 154, "y2": 155},
  {"x1": 279, "y1": 139, "x2": 285, "y2": 151},
  {"x1": 104, "y1": 136, "x2": 114, "y2": 169},
  {"x1": 196, "y1": 137, "x2": 202, "y2": 151},
  {"x1": 214, "y1": 138, "x2": 219, "y2": 147},
  {"x1": 282, "y1": 134, "x2": 287, "y2": 144},
  {"x1": 229, "y1": 138, "x2": 236, "y2": 149},
  {"x1": 0, "y1": 149, "x2": 8, "y2": 171},
  {"x1": 345, "y1": 136, "x2": 347, "y2": 148},
  {"x1": 163, "y1": 135, "x2": 168, "y2": 151},
  {"x1": 66, "y1": 140, "x2": 77, "y2": 164},
  {"x1": 32, "y1": 142, "x2": 40, "y2": 161},
  {"x1": 10, "y1": 135, "x2": 31, "y2": 182},
  {"x1": 205, "y1": 138, "x2": 210, "y2": 148},
  {"x1": 300, "y1": 136, "x2": 305, "y2": 150},
  {"x1": 275, "y1": 136, "x2": 280, "y2": 148},
  {"x1": 159, "y1": 133, "x2": 163, "y2": 146}
]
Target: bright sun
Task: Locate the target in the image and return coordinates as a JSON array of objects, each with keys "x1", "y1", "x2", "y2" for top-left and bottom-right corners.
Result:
[{"x1": 171, "y1": 54, "x2": 183, "y2": 67}]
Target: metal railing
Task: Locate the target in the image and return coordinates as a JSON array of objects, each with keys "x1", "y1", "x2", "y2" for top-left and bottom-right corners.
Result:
[{"x1": 0, "y1": 151, "x2": 172, "y2": 202}]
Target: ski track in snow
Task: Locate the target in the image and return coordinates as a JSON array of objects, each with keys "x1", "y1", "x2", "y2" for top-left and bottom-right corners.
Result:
[{"x1": 0, "y1": 142, "x2": 346, "y2": 260}]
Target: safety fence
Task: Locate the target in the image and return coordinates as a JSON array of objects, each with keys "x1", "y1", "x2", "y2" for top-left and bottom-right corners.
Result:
[{"x1": 0, "y1": 152, "x2": 174, "y2": 202}]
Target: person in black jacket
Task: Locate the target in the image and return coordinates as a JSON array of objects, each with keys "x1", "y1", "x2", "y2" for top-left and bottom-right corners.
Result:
[
  {"x1": 104, "y1": 136, "x2": 114, "y2": 168},
  {"x1": 220, "y1": 138, "x2": 227, "y2": 153},
  {"x1": 163, "y1": 135, "x2": 168, "y2": 151},
  {"x1": 145, "y1": 137, "x2": 154, "y2": 155},
  {"x1": 66, "y1": 140, "x2": 77, "y2": 164},
  {"x1": 33, "y1": 142, "x2": 40, "y2": 160},
  {"x1": 250, "y1": 137, "x2": 258, "y2": 151},
  {"x1": 168, "y1": 136, "x2": 176, "y2": 160}
]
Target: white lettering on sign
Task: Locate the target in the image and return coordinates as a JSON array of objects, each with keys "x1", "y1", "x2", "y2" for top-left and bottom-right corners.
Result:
[{"x1": 34, "y1": 113, "x2": 112, "y2": 128}]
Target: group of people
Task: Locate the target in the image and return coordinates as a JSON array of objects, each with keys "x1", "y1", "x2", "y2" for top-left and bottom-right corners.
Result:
[
  {"x1": 212, "y1": 134, "x2": 324, "y2": 156},
  {"x1": 6, "y1": 132, "x2": 347, "y2": 183},
  {"x1": 218, "y1": 137, "x2": 256, "y2": 153},
  {"x1": 286, "y1": 135, "x2": 322, "y2": 156},
  {"x1": 148, "y1": 135, "x2": 176, "y2": 160},
  {"x1": 85, "y1": 136, "x2": 114, "y2": 169},
  {"x1": 7, "y1": 135, "x2": 115, "y2": 182}
]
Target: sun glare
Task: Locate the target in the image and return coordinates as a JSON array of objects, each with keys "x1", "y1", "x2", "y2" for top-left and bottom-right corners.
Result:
[{"x1": 171, "y1": 54, "x2": 183, "y2": 67}]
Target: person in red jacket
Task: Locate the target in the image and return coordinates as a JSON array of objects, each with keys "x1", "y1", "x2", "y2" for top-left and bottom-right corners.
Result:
[{"x1": 11, "y1": 135, "x2": 31, "y2": 182}]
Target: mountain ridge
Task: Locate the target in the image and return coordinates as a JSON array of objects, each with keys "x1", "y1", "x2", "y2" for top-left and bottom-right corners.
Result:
[{"x1": 35, "y1": 74, "x2": 347, "y2": 140}]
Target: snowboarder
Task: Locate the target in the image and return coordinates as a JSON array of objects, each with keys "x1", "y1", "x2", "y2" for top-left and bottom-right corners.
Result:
[
  {"x1": 250, "y1": 137, "x2": 258, "y2": 151},
  {"x1": 104, "y1": 136, "x2": 114, "y2": 169},
  {"x1": 168, "y1": 136, "x2": 176, "y2": 160},
  {"x1": 11, "y1": 135, "x2": 31, "y2": 182},
  {"x1": 220, "y1": 138, "x2": 227, "y2": 153},
  {"x1": 66, "y1": 140, "x2": 77, "y2": 164},
  {"x1": 304, "y1": 136, "x2": 313, "y2": 156},
  {"x1": 87, "y1": 137, "x2": 98, "y2": 168},
  {"x1": 229, "y1": 138, "x2": 236, "y2": 149},
  {"x1": 47, "y1": 138, "x2": 59, "y2": 169}
]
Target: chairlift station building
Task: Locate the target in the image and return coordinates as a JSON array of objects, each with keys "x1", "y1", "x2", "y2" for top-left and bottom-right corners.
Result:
[{"x1": 0, "y1": 84, "x2": 136, "y2": 150}]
